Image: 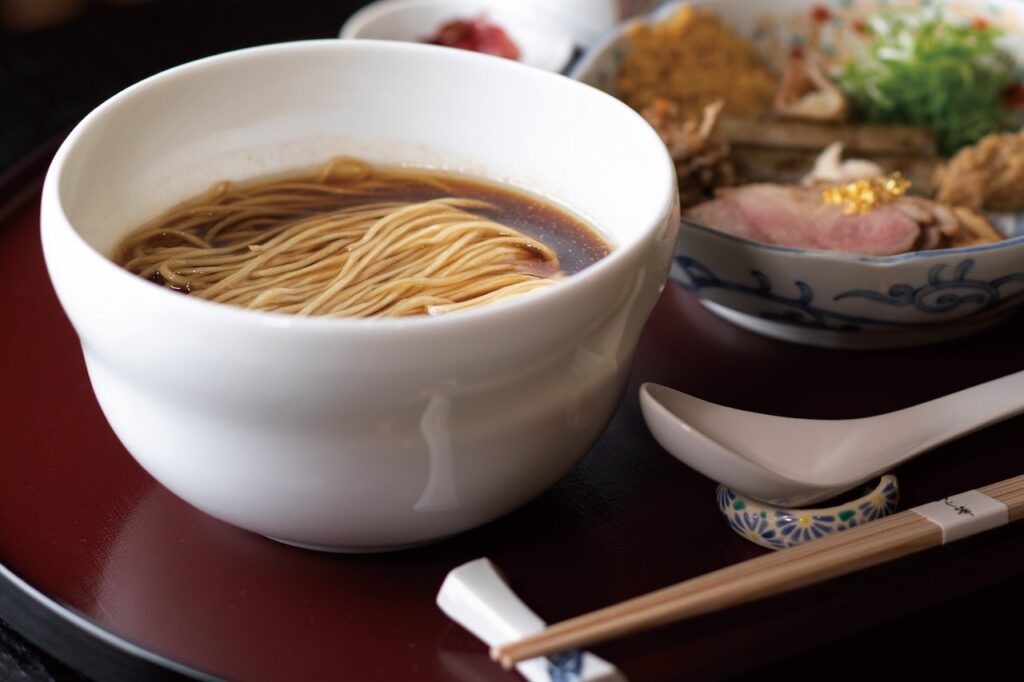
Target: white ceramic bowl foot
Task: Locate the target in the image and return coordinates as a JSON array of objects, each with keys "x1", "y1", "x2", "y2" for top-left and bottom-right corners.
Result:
[
  {"x1": 265, "y1": 535, "x2": 444, "y2": 554},
  {"x1": 702, "y1": 300, "x2": 1015, "y2": 349}
]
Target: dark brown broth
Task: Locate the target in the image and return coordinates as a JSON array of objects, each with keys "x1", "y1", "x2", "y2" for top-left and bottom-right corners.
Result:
[
  {"x1": 123, "y1": 164, "x2": 610, "y2": 278},
  {"x1": 386, "y1": 172, "x2": 611, "y2": 276},
  {"x1": 116, "y1": 162, "x2": 611, "y2": 305},
  {"x1": 283, "y1": 167, "x2": 610, "y2": 276}
]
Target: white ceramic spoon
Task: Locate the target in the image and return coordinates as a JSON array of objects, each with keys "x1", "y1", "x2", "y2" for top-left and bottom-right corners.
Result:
[{"x1": 640, "y1": 370, "x2": 1024, "y2": 507}]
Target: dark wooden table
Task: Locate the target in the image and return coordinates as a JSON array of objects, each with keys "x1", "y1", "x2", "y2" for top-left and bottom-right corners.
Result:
[{"x1": 3, "y1": 2, "x2": 1024, "y2": 680}]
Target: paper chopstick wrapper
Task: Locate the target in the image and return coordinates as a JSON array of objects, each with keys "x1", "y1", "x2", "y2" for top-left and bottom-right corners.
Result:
[{"x1": 912, "y1": 489, "x2": 1009, "y2": 544}]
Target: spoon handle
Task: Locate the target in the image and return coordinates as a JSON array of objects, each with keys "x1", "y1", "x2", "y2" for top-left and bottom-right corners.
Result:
[
  {"x1": 865, "y1": 369, "x2": 1024, "y2": 471},
  {"x1": 922, "y1": 368, "x2": 1024, "y2": 430}
]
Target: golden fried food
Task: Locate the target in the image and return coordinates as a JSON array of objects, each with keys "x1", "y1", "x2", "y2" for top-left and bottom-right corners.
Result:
[
  {"x1": 641, "y1": 98, "x2": 736, "y2": 207},
  {"x1": 616, "y1": 5, "x2": 777, "y2": 119},
  {"x1": 934, "y1": 130, "x2": 1024, "y2": 212}
]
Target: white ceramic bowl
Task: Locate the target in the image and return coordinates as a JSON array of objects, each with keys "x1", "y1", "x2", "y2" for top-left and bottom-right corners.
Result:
[
  {"x1": 573, "y1": 0, "x2": 1024, "y2": 349},
  {"x1": 340, "y1": 0, "x2": 575, "y2": 72},
  {"x1": 41, "y1": 40, "x2": 678, "y2": 551}
]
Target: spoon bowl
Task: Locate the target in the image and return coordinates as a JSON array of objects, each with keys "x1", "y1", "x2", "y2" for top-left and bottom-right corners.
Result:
[{"x1": 640, "y1": 370, "x2": 1024, "y2": 506}]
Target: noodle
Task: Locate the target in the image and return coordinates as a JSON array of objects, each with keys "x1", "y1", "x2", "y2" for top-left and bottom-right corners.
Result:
[{"x1": 115, "y1": 158, "x2": 572, "y2": 318}]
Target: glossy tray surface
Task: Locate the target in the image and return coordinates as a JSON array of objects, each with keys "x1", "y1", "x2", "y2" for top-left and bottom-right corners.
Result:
[{"x1": 3, "y1": 171, "x2": 1024, "y2": 680}]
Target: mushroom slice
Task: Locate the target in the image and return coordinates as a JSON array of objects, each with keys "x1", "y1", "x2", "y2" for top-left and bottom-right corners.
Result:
[
  {"x1": 803, "y1": 142, "x2": 884, "y2": 186},
  {"x1": 774, "y1": 54, "x2": 848, "y2": 122}
]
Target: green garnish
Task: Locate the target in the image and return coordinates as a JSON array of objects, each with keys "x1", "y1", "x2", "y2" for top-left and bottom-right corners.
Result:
[{"x1": 839, "y1": 9, "x2": 1016, "y2": 155}]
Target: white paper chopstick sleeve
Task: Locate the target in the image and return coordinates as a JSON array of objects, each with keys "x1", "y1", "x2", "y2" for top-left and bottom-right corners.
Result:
[{"x1": 911, "y1": 490, "x2": 1009, "y2": 544}]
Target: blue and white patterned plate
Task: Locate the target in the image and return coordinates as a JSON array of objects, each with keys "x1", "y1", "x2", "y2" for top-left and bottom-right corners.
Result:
[{"x1": 572, "y1": 0, "x2": 1024, "y2": 348}]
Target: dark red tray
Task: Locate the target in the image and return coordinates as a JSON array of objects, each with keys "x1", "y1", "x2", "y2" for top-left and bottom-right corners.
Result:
[{"x1": 3, "y1": 147, "x2": 1024, "y2": 681}]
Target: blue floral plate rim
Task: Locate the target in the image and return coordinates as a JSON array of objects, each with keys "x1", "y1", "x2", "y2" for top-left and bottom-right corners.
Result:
[{"x1": 680, "y1": 218, "x2": 1024, "y2": 265}]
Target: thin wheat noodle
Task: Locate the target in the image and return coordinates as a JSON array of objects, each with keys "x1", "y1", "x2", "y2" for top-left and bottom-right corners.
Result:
[{"x1": 115, "y1": 158, "x2": 565, "y2": 318}]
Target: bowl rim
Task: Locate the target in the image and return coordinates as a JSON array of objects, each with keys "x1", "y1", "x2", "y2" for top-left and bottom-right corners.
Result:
[
  {"x1": 42, "y1": 38, "x2": 677, "y2": 335},
  {"x1": 339, "y1": 0, "x2": 576, "y2": 72}
]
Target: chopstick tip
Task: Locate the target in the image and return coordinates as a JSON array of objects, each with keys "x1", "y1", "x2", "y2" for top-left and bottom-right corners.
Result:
[{"x1": 489, "y1": 644, "x2": 515, "y2": 670}]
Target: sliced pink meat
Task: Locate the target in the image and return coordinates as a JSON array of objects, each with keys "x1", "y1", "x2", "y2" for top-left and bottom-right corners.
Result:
[{"x1": 685, "y1": 184, "x2": 921, "y2": 256}]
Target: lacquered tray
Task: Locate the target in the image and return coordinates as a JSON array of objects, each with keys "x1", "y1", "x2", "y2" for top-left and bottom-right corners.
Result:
[{"x1": 3, "y1": 147, "x2": 1024, "y2": 681}]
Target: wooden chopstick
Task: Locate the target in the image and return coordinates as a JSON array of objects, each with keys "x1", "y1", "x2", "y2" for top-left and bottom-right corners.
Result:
[{"x1": 492, "y1": 474, "x2": 1024, "y2": 669}]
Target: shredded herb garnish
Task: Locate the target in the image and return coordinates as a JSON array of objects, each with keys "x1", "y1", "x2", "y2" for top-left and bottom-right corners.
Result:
[{"x1": 839, "y1": 10, "x2": 1016, "y2": 155}]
